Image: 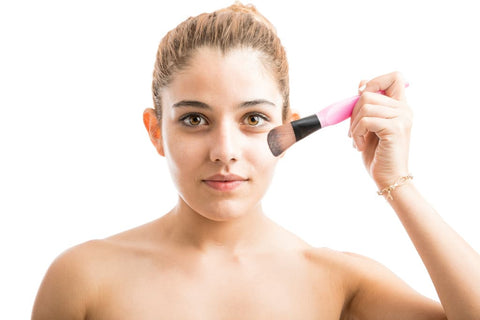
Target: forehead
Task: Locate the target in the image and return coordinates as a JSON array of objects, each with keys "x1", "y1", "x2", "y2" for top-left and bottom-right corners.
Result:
[{"x1": 162, "y1": 47, "x2": 282, "y2": 109}]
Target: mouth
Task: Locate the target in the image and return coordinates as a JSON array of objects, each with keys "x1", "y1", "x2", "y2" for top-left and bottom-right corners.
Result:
[{"x1": 202, "y1": 173, "x2": 249, "y2": 192}]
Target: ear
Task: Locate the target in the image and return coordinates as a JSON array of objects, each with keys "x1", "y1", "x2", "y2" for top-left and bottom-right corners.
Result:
[
  {"x1": 143, "y1": 108, "x2": 165, "y2": 157},
  {"x1": 289, "y1": 111, "x2": 300, "y2": 122}
]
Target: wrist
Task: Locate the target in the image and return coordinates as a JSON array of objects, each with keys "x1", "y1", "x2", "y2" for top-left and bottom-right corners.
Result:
[
  {"x1": 377, "y1": 174, "x2": 413, "y2": 200},
  {"x1": 373, "y1": 169, "x2": 410, "y2": 189}
]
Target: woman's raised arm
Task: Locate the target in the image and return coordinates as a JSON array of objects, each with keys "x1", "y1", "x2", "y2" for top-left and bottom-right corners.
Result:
[{"x1": 349, "y1": 71, "x2": 480, "y2": 319}]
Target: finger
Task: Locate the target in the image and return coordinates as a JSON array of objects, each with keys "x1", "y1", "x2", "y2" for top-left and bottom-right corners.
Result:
[
  {"x1": 349, "y1": 103, "x2": 399, "y2": 137},
  {"x1": 351, "y1": 91, "x2": 402, "y2": 118},
  {"x1": 362, "y1": 71, "x2": 407, "y2": 101},
  {"x1": 349, "y1": 92, "x2": 402, "y2": 135},
  {"x1": 358, "y1": 79, "x2": 368, "y2": 94},
  {"x1": 350, "y1": 117, "x2": 391, "y2": 151}
]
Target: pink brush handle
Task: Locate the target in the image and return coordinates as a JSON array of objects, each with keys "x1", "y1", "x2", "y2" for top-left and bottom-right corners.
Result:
[
  {"x1": 315, "y1": 84, "x2": 408, "y2": 128},
  {"x1": 315, "y1": 95, "x2": 360, "y2": 128}
]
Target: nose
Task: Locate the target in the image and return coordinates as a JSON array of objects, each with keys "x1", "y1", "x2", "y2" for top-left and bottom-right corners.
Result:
[{"x1": 209, "y1": 121, "x2": 241, "y2": 164}]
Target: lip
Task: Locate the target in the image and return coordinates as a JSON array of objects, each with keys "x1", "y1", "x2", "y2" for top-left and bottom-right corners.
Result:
[{"x1": 202, "y1": 173, "x2": 249, "y2": 192}]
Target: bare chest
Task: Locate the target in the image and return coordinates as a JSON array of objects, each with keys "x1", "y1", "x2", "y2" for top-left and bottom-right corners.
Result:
[{"x1": 90, "y1": 252, "x2": 346, "y2": 320}]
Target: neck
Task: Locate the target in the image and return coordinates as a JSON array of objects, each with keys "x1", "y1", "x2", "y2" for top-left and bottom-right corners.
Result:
[{"x1": 165, "y1": 197, "x2": 276, "y2": 254}]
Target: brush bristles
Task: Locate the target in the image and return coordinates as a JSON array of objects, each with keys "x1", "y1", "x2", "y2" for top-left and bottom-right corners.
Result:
[{"x1": 267, "y1": 123, "x2": 296, "y2": 157}]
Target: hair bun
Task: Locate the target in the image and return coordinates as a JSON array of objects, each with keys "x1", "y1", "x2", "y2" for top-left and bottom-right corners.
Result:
[
  {"x1": 221, "y1": 1, "x2": 276, "y2": 33},
  {"x1": 227, "y1": 1, "x2": 258, "y2": 14}
]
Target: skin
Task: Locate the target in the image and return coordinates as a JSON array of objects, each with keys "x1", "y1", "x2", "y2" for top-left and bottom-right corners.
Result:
[{"x1": 32, "y1": 48, "x2": 480, "y2": 319}]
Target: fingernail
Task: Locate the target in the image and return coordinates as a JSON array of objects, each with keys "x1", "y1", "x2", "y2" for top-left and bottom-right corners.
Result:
[{"x1": 359, "y1": 83, "x2": 367, "y2": 93}]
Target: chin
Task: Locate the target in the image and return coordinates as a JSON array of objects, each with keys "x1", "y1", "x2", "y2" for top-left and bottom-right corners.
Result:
[{"x1": 186, "y1": 197, "x2": 262, "y2": 222}]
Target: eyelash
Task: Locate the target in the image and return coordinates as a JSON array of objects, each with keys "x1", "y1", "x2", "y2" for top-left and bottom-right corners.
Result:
[
  {"x1": 178, "y1": 112, "x2": 270, "y2": 128},
  {"x1": 242, "y1": 112, "x2": 270, "y2": 127},
  {"x1": 179, "y1": 113, "x2": 209, "y2": 127}
]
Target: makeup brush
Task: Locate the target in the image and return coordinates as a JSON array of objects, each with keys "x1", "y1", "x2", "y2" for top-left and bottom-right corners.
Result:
[
  {"x1": 267, "y1": 85, "x2": 408, "y2": 157},
  {"x1": 267, "y1": 95, "x2": 359, "y2": 156}
]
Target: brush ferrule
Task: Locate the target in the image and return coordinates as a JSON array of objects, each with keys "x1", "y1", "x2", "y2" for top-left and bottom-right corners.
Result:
[{"x1": 291, "y1": 114, "x2": 321, "y2": 141}]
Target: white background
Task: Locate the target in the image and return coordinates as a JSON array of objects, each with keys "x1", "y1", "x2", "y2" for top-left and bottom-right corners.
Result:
[{"x1": 1, "y1": 0, "x2": 479, "y2": 317}]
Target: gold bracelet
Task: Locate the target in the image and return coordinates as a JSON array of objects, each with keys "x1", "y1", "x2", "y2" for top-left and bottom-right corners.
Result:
[{"x1": 377, "y1": 174, "x2": 413, "y2": 200}]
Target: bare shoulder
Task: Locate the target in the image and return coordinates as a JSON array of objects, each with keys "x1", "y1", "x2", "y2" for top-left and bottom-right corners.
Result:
[
  {"x1": 303, "y1": 248, "x2": 445, "y2": 320},
  {"x1": 32, "y1": 240, "x2": 112, "y2": 320},
  {"x1": 301, "y1": 248, "x2": 367, "y2": 296},
  {"x1": 302, "y1": 246, "x2": 377, "y2": 276},
  {"x1": 305, "y1": 248, "x2": 397, "y2": 280},
  {"x1": 302, "y1": 247, "x2": 418, "y2": 286},
  {"x1": 32, "y1": 219, "x2": 165, "y2": 320}
]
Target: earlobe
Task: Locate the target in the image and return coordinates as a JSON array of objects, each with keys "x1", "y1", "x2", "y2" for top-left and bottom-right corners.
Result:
[{"x1": 143, "y1": 108, "x2": 165, "y2": 157}]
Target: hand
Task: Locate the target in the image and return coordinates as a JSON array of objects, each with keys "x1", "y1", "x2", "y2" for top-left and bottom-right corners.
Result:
[{"x1": 349, "y1": 72, "x2": 412, "y2": 189}]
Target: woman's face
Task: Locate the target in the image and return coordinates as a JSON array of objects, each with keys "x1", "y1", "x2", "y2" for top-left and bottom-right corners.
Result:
[{"x1": 158, "y1": 47, "x2": 285, "y2": 221}]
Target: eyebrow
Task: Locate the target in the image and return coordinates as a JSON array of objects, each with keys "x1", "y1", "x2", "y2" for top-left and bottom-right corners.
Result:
[
  {"x1": 171, "y1": 99, "x2": 277, "y2": 109},
  {"x1": 240, "y1": 99, "x2": 276, "y2": 108},
  {"x1": 172, "y1": 100, "x2": 210, "y2": 109}
]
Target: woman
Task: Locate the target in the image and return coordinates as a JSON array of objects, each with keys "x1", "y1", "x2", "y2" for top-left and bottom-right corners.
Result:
[{"x1": 32, "y1": 3, "x2": 480, "y2": 319}]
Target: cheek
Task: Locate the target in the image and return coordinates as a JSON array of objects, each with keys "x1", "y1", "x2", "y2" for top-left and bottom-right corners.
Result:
[
  {"x1": 162, "y1": 131, "x2": 205, "y2": 185},
  {"x1": 247, "y1": 135, "x2": 279, "y2": 178}
]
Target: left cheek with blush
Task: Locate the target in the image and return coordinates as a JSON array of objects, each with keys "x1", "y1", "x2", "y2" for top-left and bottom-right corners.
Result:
[{"x1": 247, "y1": 136, "x2": 279, "y2": 174}]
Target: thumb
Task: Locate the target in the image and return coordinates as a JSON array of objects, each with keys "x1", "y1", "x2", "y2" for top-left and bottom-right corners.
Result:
[{"x1": 361, "y1": 72, "x2": 407, "y2": 101}]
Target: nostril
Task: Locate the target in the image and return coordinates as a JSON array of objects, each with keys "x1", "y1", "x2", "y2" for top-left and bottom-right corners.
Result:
[{"x1": 214, "y1": 156, "x2": 237, "y2": 163}]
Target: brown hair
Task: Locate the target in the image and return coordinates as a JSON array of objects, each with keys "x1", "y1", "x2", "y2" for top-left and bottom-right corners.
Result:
[{"x1": 151, "y1": 2, "x2": 290, "y2": 121}]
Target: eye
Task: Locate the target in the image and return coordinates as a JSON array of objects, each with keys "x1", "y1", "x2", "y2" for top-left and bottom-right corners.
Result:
[
  {"x1": 243, "y1": 113, "x2": 268, "y2": 127},
  {"x1": 180, "y1": 113, "x2": 208, "y2": 127}
]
